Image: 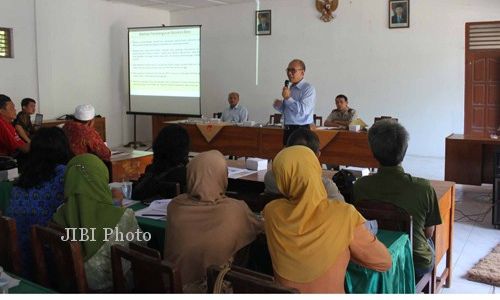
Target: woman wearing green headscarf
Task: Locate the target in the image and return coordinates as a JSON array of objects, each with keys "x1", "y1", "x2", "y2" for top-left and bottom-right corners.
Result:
[{"x1": 53, "y1": 154, "x2": 144, "y2": 292}]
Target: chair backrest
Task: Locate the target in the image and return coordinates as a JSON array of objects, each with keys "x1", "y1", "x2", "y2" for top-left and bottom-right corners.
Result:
[
  {"x1": 374, "y1": 116, "x2": 399, "y2": 123},
  {"x1": 111, "y1": 244, "x2": 182, "y2": 293},
  {"x1": 30, "y1": 225, "x2": 88, "y2": 293},
  {"x1": 213, "y1": 112, "x2": 222, "y2": 118},
  {"x1": 353, "y1": 199, "x2": 413, "y2": 246},
  {"x1": 269, "y1": 114, "x2": 282, "y2": 125},
  {"x1": 207, "y1": 265, "x2": 299, "y2": 293},
  {"x1": 165, "y1": 182, "x2": 181, "y2": 198},
  {"x1": 0, "y1": 215, "x2": 22, "y2": 275},
  {"x1": 354, "y1": 200, "x2": 433, "y2": 293},
  {"x1": 313, "y1": 114, "x2": 323, "y2": 126}
]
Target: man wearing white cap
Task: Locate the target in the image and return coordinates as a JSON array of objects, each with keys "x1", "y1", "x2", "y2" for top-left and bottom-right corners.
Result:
[{"x1": 63, "y1": 104, "x2": 111, "y2": 161}]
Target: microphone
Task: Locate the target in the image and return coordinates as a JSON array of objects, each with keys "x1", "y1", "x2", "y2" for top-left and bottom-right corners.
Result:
[{"x1": 284, "y1": 80, "x2": 290, "y2": 88}]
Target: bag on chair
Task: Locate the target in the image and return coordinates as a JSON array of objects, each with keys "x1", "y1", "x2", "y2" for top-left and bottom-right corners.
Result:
[{"x1": 332, "y1": 170, "x2": 357, "y2": 204}]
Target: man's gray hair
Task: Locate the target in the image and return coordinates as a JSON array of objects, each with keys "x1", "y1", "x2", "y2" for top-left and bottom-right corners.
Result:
[{"x1": 368, "y1": 119, "x2": 409, "y2": 166}]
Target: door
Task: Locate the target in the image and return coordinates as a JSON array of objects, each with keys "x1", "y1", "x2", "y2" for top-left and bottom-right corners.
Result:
[{"x1": 465, "y1": 22, "x2": 500, "y2": 136}]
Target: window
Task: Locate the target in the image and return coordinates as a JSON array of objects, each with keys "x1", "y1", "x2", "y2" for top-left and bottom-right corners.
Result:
[{"x1": 0, "y1": 27, "x2": 13, "y2": 58}]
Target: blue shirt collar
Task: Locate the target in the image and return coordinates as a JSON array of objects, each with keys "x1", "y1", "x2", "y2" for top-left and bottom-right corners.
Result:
[{"x1": 292, "y1": 79, "x2": 306, "y2": 89}]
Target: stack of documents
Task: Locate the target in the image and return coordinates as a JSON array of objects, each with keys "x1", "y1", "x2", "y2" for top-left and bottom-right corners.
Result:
[
  {"x1": 135, "y1": 199, "x2": 171, "y2": 220},
  {"x1": 227, "y1": 167, "x2": 258, "y2": 179}
]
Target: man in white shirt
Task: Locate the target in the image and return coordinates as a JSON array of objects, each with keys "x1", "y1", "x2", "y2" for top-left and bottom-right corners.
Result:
[{"x1": 221, "y1": 92, "x2": 248, "y2": 123}]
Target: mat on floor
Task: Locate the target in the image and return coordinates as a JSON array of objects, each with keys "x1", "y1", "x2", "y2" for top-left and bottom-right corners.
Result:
[{"x1": 467, "y1": 243, "x2": 500, "y2": 287}]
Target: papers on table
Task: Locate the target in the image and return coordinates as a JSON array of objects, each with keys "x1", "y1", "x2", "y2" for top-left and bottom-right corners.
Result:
[
  {"x1": 122, "y1": 199, "x2": 140, "y2": 208},
  {"x1": 111, "y1": 151, "x2": 128, "y2": 158},
  {"x1": 0, "y1": 270, "x2": 20, "y2": 290},
  {"x1": 316, "y1": 126, "x2": 342, "y2": 130},
  {"x1": 134, "y1": 199, "x2": 172, "y2": 220},
  {"x1": 227, "y1": 167, "x2": 258, "y2": 179}
]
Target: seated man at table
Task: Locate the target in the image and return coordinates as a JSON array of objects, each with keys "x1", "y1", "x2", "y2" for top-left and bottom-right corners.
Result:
[
  {"x1": 220, "y1": 92, "x2": 248, "y2": 123},
  {"x1": 63, "y1": 104, "x2": 111, "y2": 161},
  {"x1": 264, "y1": 145, "x2": 391, "y2": 293},
  {"x1": 13, "y1": 97, "x2": 37, "y2": 143},
  {"x1": 353, "y1": 119, "x2": 442, "y2": 279},
  {"x1": 0, "y1": 94, "x2": 30, "y2": 156},
  {"x1": 324, "y1": 94, "x2": 358, "y2": 129},
  {"x1": 264, "y1": 128, "x2": 344, "y2": 202}
]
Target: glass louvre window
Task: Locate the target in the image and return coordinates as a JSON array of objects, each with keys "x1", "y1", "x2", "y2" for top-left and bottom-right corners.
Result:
[{"x1": 0, "y1": 28, "x2": 12, "y2": 58}]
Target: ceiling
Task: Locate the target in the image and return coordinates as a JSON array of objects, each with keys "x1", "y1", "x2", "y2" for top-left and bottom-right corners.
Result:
[{"x1": 105, "y1": 0, "x2": 257, "y2": 12}]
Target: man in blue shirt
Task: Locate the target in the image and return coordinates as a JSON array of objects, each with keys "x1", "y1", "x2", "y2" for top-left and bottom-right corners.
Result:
[
  {"x1": 221, "y1": 92, "x2": 249, "y2": 123},
  {"x1": 273, "y1": 59, "x2": 316, "y2": 145}
]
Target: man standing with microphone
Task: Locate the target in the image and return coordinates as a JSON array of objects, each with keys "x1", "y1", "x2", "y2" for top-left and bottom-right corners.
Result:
[{"x1": 273, "y1": 59, "x2": 316, "y2": 145}]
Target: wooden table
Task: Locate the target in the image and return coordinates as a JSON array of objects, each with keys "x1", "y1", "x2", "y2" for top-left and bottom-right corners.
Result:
[
  {"x1": 445, "y1": 133, "x2": 500, "y2": 185},
  {"x1": 42, "y1": 117, "x2": 106, "y2": 141},
  {"x1": 170, "y1": 122, "x2": 378, "y2": 168},
  {"x1": 226, "y1": 160, "x2": 455, "y2": 293},
  {"x1": 110, "y1": 150, "x2": 153, "y2": 182},
  {"x1": 430, "y1": 180, "x2": 455, "y2": 293}
]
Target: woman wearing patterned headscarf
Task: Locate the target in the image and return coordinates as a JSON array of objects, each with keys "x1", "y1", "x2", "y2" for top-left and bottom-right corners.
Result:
[
  {"x1": 264, "y1": 145, "x2": 391, "y2": 293},
  {"x1": 165, "y1": 150, "x2": 263, "y2": 292},
  {"x1": 53, "y1": 153, "x2": 144, "y2": 292}
]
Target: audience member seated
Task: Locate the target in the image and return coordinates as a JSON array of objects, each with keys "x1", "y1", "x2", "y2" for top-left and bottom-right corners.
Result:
[
  {"x1": 132, "y1": 124, "x2": 190, "y2": 201},
  {"x1": 52, "y1": 154, "x2": 144, "y2": 292},
  {"x1": 263, "y1": 145, "x2": 391, "y2": 293},
  {"x1": 353, "y1": 119, "x2": 442, "y2": 279},
  {"x1": 264, "y1": 128, "x2": 344, "y2": 202},
  {"x1": 165, "y1": 150, "x2": 263, "y2": 293},
  {"x1": 0, "y1": 94, "x2": 29, "y2": 156},
  {"x1": 324, "y1": 94, "x2": 358, "y2": 129},
  {"x1": 63, "y1": 104, "x2": 111, "y2": 161},
  {"x1": 13, "y1": 97, "x2": 37, "y2": 143},
  {"x1": 6, "y1": 127, "x2": 72, "y2": 279},
  {"x1": 221, "y1": 92, "x2": 249, "y2": 123}
]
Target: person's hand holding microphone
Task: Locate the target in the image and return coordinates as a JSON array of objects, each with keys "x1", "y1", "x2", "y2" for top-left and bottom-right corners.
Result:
[
  {"x1": 282, "y1": 79, "x2": 291, "y2": 100},
  {"x1": 274, "y1": 80, "x2": 290, "y2": 108}
]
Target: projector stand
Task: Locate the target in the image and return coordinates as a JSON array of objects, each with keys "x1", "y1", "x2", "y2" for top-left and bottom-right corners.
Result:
[{"x1": 124, "y1": 114, "x2": 146, "y2": 149}]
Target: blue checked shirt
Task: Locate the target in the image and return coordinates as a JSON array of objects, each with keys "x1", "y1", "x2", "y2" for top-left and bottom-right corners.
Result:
[
  {"x1": 273, "y1": 80, "x2": 316, "y2": 125},
  {"x1": 221, "y1": 104, "x2": 249, "y2": 123}
]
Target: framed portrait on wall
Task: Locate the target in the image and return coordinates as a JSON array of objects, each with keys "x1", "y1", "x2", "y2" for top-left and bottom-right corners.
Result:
[
  {"x1": 389, "y1": 0, "x2": 409, "y2": 29},
  {"x1": 256, "y1": 10, "x2": 271, "y2": 35}
]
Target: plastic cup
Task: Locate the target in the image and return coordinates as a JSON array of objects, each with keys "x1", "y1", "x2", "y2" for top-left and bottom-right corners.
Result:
[
  {"x1": 121, "y1": 182, "x2": 132, "y2": 200},
  {"x1": 0, "y1": 277, "x2": 9, "y2": 294}
]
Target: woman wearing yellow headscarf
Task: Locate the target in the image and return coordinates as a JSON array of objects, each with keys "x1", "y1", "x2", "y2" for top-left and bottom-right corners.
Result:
[{"x1": 264, "y1": 146, "x2": 391, "y2": 293}]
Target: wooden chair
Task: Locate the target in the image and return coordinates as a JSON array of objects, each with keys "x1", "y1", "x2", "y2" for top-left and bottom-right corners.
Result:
[
  {"x1": 213, "y1": 112, "x2": 222, "y2": 118},
  {"x1": 30, "y1": 225, "x2": 89, "y2": 293},
  {"x1": 0, "y1": 215, "x2": 22, "y2": 275},
  {"x1": 374, "y1": 116, "x2": 399, "y2": 123},
  {"x1": 207, "y1": 265, "x2": 298, "y2": 293},
  {"x1": 313, "y1": 114, "x2": 323, "y2": 126},
  {"x1": 353, "y1": 199, "x2": 433, "y2": 294},
  {"x1": 110, "y1": 243, "x2": 182, "y2": 293},
  {"x1": 269, "y1": 114, "x2": 282, "y2": 125},
  {"x1": 354, "y1": 199, "x2": 413, "y2": 243}
]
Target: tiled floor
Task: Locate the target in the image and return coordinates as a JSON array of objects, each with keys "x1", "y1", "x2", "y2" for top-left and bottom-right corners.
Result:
[{"x1": 404, "y1": 155, "x2": 500, "y2": 294}]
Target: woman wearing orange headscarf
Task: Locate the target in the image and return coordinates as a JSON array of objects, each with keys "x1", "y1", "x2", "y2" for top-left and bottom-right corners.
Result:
[
  {"x1": 264, "y1": 145, "x2": 391, "y2": 293},
  {"x1": 165, "y1": 150, "x2": 263, "y2": 292}
]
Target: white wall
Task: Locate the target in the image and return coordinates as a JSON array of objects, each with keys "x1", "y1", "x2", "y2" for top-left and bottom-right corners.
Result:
[
  {"x1": 34, "y1": 0, "x2": 169, "y2": 147},
  {"x1": 0, "y1": 0, "x2": 38, "y2": 109},
  {"x1": 171, "y1": 0, "x2": 500, "y2": 157}
]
